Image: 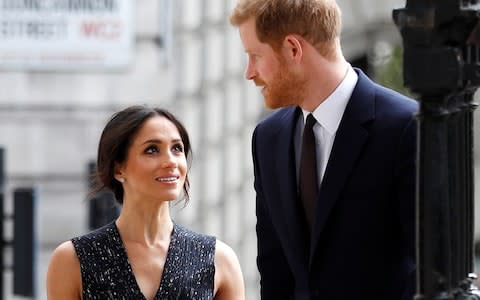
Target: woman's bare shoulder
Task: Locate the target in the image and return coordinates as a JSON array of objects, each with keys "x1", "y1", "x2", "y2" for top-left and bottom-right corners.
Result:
[
  {"x1": 46, "y1": 241, "x2": 82, "y2": 299},
  {"x1": 49, "y1": 241, "x2": 79, "y2": 268},
  {"x1": 214, "y1": 239, "x2": 245, "y2": 300}
]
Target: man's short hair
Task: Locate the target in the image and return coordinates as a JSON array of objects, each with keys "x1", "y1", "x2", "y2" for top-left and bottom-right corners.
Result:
[{"x1": 229, "y1": 0, "x2": 342, "y2": 57}]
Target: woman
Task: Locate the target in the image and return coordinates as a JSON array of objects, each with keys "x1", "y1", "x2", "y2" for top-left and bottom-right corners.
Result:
[{"x1": 46, "y1": 105, "x2": 245, "y2": 300}]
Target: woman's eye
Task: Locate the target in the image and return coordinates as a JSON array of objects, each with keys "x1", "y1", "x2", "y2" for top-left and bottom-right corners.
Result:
[
  {"x1": 172, "y1": 144, "x2": 184, "y2": 153},
  {"x1": 145, "y1": 145, "x2": 159, "y2": 154}
]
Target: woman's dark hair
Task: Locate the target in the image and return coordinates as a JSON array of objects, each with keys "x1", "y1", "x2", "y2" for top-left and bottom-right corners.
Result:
[{"x1": 93, "y1": 105, "x2": 192, "y2": 204}]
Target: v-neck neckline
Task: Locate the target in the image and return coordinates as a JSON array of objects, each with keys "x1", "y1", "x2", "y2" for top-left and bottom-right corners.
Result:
[{"x1": 112, "y1": 222, "x2": 177, "y2": 300}]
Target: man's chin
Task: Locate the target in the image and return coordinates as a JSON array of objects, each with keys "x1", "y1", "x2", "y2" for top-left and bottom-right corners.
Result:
[
  {"x1": 264, "y1": 99, "x2": 279, "y2": 109},
  {"x1": 264, "y1": 96, "x2": 294, "y2": 109}
]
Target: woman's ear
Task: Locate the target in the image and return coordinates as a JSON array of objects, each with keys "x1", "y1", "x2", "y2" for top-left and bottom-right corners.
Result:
[{"x1": 114, "y1": 163, "x2": 125, "y2": 183}]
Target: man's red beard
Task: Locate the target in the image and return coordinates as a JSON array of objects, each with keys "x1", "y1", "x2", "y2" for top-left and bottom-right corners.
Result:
[{"x1": 259, "y1": 65, "x2": 307, "y2": 109}]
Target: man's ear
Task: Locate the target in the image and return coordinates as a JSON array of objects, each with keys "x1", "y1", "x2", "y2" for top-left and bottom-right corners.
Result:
[{"x1": 283, "y1": 35, "x2": 303, "y2": 63}]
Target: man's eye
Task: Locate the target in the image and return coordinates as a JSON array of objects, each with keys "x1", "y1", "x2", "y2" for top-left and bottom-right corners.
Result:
[{"x1": 250, "y1": 54, "x2": 259, "y2": 61}]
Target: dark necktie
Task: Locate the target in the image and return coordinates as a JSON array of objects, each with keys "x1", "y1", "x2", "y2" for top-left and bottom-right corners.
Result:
[{"x1": 300, "y1": 113, "x2": 319, "y2": 230}]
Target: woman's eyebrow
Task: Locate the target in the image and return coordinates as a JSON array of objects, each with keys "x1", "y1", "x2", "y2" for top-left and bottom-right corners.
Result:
[{"x1": 141, "y1": 138, "x2": 182, "y2": 145}]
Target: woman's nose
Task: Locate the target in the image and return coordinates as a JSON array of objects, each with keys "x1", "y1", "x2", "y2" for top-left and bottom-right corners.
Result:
[{"x1": 161, "y1": 152, "x2": 177, "y2": 168}]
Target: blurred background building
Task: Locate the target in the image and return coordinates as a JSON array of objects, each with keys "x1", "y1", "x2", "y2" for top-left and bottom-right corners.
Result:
[{"x1": 0, "y1": 0, "x2": 478, "y2": 299}]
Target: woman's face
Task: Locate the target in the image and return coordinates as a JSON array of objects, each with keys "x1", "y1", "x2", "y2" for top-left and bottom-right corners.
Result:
[{"x1": 116, "y1": 115, "x2": 188, "y2": 203}]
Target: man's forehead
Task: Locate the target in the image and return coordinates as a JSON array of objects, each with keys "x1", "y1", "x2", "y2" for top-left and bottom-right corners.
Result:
[{"x1": 239, "y1": 20, "x2": 268, "y2": 51}]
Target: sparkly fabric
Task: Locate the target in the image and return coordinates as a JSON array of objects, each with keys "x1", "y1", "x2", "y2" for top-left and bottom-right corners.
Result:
[{"x1": 71, "y1": 221, "x2": 216, "y2": 300}]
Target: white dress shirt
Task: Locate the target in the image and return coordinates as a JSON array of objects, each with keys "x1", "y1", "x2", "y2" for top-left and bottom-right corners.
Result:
[{"x1": 295, "y1": 64, "x2": 358, "y2": 188}]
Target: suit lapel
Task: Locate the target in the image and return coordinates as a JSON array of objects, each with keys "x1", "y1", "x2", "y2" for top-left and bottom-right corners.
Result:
[{"x1": 309, "y1": 70, "x2": 375, "y2": 264}]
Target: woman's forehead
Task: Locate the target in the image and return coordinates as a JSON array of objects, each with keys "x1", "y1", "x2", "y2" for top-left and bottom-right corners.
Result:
[{"x1": 133, "y1": 116, "x2": 181, "y2": 143}]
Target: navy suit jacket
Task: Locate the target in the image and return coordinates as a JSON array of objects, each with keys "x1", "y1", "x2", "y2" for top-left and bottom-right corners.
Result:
[{"x1": 252, "y1": 69, "x2": 418, "y2": 300}]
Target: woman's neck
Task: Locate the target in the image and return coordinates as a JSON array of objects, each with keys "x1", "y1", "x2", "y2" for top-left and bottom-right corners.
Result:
[{"x1": 115, "y1": 199, "x2": 173, "y2": 247}]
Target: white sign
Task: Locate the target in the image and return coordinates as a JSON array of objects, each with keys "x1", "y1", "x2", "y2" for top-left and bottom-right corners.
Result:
[{"x1": 0, "y1": 0, "x2": 133, "y2": 70}]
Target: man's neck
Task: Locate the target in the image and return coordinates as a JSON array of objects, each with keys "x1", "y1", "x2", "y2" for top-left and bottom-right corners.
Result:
[{"x1": 300, "y1": 57, "x2": 349, "y2": 112}]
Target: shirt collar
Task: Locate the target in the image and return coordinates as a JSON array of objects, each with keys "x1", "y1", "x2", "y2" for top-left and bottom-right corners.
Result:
[{"x1": 302, "y1": 64, "x2": 358, "y2": 134}]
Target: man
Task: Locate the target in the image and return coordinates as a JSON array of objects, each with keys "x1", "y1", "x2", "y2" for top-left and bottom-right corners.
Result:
[{"x1": 229, "y1": 1, "x2": 417, "y2": 299}]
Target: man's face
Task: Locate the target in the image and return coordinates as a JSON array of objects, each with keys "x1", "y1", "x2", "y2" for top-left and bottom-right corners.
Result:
[{"x1": 239, "y1": 18, "x2": 305, "y2": 109}]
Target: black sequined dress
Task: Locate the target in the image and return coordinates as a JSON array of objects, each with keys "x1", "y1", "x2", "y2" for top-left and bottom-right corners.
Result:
[{"x1": 71, "y1": 221, "x2": 216, "y2": 300}]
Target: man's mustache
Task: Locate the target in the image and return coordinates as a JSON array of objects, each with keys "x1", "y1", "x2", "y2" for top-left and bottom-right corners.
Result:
[{"x1": 254, "y1": 79, "x2": 266, "y2": 86}]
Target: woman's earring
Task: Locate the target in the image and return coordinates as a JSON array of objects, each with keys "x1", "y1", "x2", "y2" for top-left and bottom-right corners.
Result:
[{"x1": 117, "y1": 177, "x2": 125, "y2": 183}]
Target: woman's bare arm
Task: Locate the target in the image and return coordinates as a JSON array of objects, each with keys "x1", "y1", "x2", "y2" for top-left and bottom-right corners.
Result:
[
  {"x1": 46, "y1": 241, "x2": 82, "y2": 300},
  {"x1": 214, "y1": 240, "x2": 245, "y2": 300}
]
